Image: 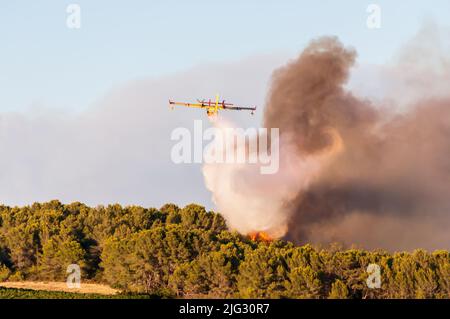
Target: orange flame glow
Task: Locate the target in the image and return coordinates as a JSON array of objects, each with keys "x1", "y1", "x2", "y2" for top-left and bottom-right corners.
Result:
[{"x1": 249, "y1": 232, "x2": 273, "y2": 242}]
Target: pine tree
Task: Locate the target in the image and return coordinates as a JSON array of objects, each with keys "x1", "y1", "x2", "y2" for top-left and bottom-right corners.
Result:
[{"x1": 328, "y1": 279, "x2": 349, "y2": 299}]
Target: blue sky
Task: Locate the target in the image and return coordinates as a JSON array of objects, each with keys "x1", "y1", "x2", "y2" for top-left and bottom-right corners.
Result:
[
  {"x1": 1, "y1": 0, "x2": 450, "y2": 113},
  {"x1": 0, "y1": 1, "x2": 449, "y2": 209}
]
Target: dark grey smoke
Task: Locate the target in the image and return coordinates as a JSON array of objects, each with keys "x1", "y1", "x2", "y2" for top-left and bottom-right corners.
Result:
[{"x1": 263, "y1": 36, "x2": 450, "y2": 251}]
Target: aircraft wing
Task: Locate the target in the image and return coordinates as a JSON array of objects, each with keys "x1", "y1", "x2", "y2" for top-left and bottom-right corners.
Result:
[
  {"x1": 223, "y1": 105, "x2": 257, "y2": 111},
  {"x1": 169, "y1": 100, "x2": 206, "y2": 109}
]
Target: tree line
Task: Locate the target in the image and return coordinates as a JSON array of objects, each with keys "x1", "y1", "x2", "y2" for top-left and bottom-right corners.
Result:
[{"x1": 0, "y1": 200, "x2": 448, "y2": 298}]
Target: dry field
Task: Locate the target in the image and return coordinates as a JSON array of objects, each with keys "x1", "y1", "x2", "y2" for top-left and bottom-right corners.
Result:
[{"x1": 0, "y1": 281, "x2": 119, "y2": 295}]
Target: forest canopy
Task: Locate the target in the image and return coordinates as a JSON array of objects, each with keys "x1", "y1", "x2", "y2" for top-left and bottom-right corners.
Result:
[{"x1": 0, "y1": 201, "x2": 448, "y2": 299}]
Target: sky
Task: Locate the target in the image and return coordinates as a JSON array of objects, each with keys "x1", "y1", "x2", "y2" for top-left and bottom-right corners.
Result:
[
  {"x1": 2, "y1": 0, "x2": 450, "y2": 112},
  {"x1": 0, "y1": 1, "x2": 450, "y2": 209}
]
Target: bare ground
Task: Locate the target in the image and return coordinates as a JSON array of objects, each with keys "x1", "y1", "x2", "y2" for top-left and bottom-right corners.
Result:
[{"x1": 0, "y1": 281, "x2": 119, "y2": 295}]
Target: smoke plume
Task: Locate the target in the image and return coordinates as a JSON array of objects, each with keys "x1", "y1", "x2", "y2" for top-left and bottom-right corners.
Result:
[{"x1": 204, "y1": 32, "x2": 450, "y2": 251}]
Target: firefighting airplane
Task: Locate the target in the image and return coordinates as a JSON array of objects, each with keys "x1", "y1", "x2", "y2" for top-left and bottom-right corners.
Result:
[{"x1": 169, "y1": 94, "x2": 256, "y2": 117}]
